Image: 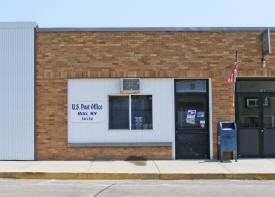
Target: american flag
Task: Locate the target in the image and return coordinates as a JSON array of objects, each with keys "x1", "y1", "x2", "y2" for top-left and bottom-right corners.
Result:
[{"x1": 227, "y1": 50, "x2": 238, "y2": 83}]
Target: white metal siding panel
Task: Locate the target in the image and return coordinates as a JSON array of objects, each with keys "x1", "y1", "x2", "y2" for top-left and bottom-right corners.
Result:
[{"x1": 0, "y1": 23, "x2": 35, "y2": 160}]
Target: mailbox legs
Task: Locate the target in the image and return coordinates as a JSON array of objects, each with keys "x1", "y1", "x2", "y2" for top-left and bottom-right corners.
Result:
[{"x1": 218, "y1": 150, "x2": 237, "y2": 162}]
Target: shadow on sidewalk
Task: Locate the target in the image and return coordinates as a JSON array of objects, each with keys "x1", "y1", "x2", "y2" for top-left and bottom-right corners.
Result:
[
  {"x1": 198, "y1": 160, "x2": 233, "y2": 163},
  {"x1": 125, "y1": 156, "x2": 147, "y2": 166}
]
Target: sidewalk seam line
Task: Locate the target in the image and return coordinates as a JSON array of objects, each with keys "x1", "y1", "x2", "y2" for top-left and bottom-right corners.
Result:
[
  {"x1": 88, "y1": 161, "x2": 94, "y2": 172},
  {"x1": 153, "y1": 160, "x2": 161, "y2": 176}
]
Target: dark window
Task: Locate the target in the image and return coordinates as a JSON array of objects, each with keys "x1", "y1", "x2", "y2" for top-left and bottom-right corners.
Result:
[
  {"x1": 109, "y1": 96, "x2": 129, "y2": 129},
  {"x1": 109, "y1": 95, "x2": 153, "y2": 130},
  {"x1": 131, "y1": 95, "x2": 153, "y2": 130},
  {"x1": 263, "y1": 96, "x2": 275, "y2": 128},
  {"x1": 238, "y1": 96, "x2": 260, "y2": 128},
  {"x1": 176, "y1": 96, "x2": 208, "y2": 129},
  {"x1": 237, "y1": 80, "x2": 275, "y2": 93},
  {"x1": 176, "y1": 80, "x2": 206, "y2": 93}
]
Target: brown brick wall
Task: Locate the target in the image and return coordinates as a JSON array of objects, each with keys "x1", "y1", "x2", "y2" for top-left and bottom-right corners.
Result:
[{"x1": 36, "y1": 31, "x2": 275, "y2": 160}]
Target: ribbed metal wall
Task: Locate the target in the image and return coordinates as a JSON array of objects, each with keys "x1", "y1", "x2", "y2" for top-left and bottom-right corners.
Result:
[{"x1": 0, "y1": 22, "x2": 36, "y2": 160}]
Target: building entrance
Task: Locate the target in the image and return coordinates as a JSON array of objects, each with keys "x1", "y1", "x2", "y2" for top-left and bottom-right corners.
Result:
[
  {"x1": 236, "y1": 79, "x2": 275, "y2": 157},
  {"x1": 175, "y1": 80, "x2": 209, "y2": 159}
]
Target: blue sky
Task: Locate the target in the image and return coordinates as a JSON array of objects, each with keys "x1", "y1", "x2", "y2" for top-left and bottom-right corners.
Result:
[{"x1": 1, "y1": 0, "x2": 275, "y2": 27}]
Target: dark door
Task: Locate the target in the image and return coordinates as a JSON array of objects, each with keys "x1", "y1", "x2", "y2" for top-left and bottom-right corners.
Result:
[
  {"x1": 175, "y1": 80, "x2": 209, "y2": 159},
  {"x1": 262, "y1": 95, "x2": 275, "y2": 156},
  {"x1": 237, "y1": 95, "x2": 261, "y2": 156},
  {"x1": 236, "y1": 79, "x2": 275, "y2": 157}
]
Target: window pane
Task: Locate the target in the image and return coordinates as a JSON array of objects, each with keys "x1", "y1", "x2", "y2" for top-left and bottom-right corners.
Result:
[
  {"x1": 109, "y1": 96, "x2": 129, "y2": 129},
  {"x1": 176, "y1": 80, "x2": 206, "y2": 93},
  {"x1": 131, "y1": 95, "x2": 152, "y2": 130},
  {"x1": 237, "y1": 80, "x2": 275, "y2": 92},
  {"x1": 238, "y1": 96, "x2": 260, "y2": 128},
  {"x1": 176, "y1": 95, "x2": 208, "y2": 129},
  {"x1": 263, "y1": 96, "x2": 275, "y2": 128}
]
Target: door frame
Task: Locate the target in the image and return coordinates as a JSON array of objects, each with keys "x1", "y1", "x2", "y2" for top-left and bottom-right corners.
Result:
[
  {"x1": 173, "y1": 79, "x2": 211, "y2": 159},
  {"x1": 236, "y1": 78, "x2": 275, "y2": 158}
]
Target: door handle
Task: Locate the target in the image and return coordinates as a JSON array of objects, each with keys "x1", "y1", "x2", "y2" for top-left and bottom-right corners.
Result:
[{"x1": 260, "y1": 129, "x2": 264, "y2": 134}]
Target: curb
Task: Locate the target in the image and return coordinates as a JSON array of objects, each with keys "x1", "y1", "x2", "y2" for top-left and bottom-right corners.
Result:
[{"x1": 1, "y1": 172, "x2": 275, "y2": 180}]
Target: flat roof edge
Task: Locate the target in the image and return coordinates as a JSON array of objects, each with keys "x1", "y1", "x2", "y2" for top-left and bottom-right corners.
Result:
[
  {"x1": 0, "y1": 22, "x2": 37, "y2": 29},
  {"x1": 37, "y1": 27, "x2": 275, "y2": 32}
]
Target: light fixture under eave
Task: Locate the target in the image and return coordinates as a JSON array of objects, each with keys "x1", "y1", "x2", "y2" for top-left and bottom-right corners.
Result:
[
  {"x1": 261, "y1": 28, "x2": 271, "y2": 68},
  {"x1": 262, "y1": 57, "x2": 266, "y2": 68}
]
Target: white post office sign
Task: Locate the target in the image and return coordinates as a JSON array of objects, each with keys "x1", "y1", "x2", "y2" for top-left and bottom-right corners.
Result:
[{"x1": 70, "y1": 101, "x2": 104, "y2": 122}]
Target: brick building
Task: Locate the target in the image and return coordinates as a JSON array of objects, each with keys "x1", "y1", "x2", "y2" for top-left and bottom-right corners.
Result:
[{"x1": 1, "y1": 22, "x2": 275, "y2": 160}]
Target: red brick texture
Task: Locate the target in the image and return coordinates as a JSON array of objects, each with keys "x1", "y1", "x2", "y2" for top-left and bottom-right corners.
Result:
[{"x1": 36, "y1": 31, "x2": 275, "y2": 160}]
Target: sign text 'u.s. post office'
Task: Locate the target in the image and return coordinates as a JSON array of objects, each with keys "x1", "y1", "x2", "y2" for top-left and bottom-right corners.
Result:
[{"x1": 70, "y1": 101, "x2": 104, "y2": 122}]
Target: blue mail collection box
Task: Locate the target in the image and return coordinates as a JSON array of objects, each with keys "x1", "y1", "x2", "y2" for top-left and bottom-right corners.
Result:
[{"x1": 217, "y1": 121, "x2": 237, "y2": 162}]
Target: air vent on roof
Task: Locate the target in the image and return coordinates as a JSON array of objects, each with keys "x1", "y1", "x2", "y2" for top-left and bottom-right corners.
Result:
[{"x1": 120, "y1": 78, "x2": 140, "y2": 94}]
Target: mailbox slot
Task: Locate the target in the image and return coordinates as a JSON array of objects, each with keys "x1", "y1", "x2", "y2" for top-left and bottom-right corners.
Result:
[{"x1": 221, "y1": 122, "x2": 234, "y2": 130}]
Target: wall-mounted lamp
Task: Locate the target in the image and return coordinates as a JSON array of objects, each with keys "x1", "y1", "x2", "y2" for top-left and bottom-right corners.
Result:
[
  {"x1": 262, "y1": 57, "x2": 266, "y2": 68},
  {"x1": 261, "y1": 28, "x2": 271, "y2": 68}
]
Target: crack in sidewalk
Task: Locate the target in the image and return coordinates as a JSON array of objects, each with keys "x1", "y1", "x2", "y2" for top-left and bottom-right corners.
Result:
[
  {"x1": 218, "y1": 162, "x2": 233, "y2": 173},
  {"x1": 93, "y1": 183, "x2": 116, "y2": 197}
]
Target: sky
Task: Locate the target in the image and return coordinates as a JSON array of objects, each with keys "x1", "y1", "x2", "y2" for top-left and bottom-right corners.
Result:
[{"x1": 1, "y1": 0, "x2": 275, "y2": 27}]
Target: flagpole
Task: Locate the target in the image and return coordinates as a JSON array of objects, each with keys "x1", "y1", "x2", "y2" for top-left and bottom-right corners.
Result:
[
  {"x1": 233, "y1": 81, "x2": 235, "y2": 108},
  {"x1": 232, "y1": 50, "x2": 238, "y2": 108}
]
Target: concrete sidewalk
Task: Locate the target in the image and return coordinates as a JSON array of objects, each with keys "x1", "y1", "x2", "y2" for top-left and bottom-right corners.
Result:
[{"x1": 1, "y1": 159, "x2": 275, "y2": 180}]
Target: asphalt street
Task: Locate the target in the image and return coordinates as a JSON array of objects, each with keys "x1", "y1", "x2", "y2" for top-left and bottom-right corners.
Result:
[{"x1": 0, "y1": 179, "x2": 275, "y2": 197}]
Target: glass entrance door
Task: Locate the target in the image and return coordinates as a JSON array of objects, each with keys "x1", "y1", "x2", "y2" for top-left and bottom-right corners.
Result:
[
  {"x1": 237, "y1": 95, "x2": 261, "y2": 156},
  {"x1": 236, "y1": 79, "x2": 275, "y2": 158},
  {"x1": 175, "y1": 80, "x2": 209, "y2": 159},
  {"x1": 237, "y1": 95, "x2": 275, "y2": 157},
  {"x1": 262, "y1": 96, "x2": 275, "y2": 156}
]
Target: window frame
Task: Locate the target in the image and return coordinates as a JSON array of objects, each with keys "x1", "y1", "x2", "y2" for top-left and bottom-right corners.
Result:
[
  {"x1": 108, "y1": 95, "x2": 130, "y2": 130},
  {"x1": 108, "y1": 94, "x2": 153, "y2": 131}
]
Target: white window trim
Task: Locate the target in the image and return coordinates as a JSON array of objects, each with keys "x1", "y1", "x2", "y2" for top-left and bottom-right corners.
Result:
[
  {"x1": 209, "y1": 78, "x2": 213, "y2": 160},
  {"x1": 129, "y1": 95, "x2": 132, "y2": 130}
]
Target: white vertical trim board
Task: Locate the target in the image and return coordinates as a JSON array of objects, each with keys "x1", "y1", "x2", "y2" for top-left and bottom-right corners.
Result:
[
  {"x1": 209, "y1": 78, "x2": 213, "y2": 160},
  {"x1": 129, "y1": 95, "x2": 132, "y2": 130},
  {"x1": 0, "y1": 22, "x2": 35, "y2": 160},
  {"x1": 172, "y1": 79, "x2": 176, "y2": 160}
]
